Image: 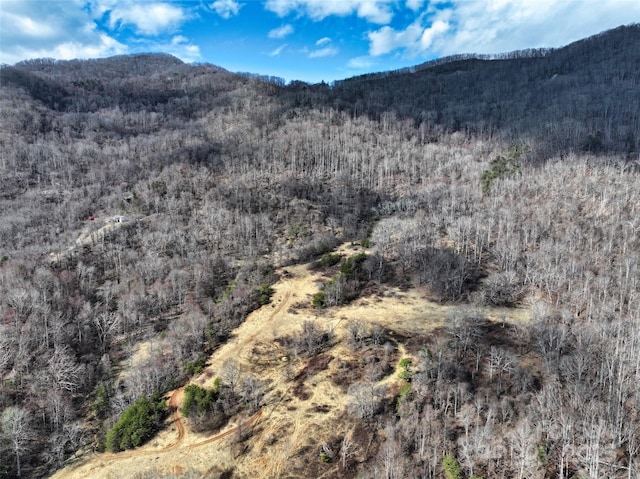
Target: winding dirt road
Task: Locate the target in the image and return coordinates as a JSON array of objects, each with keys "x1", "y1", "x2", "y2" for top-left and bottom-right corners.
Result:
[
  {"x1": 165, "y1": 389, "x2": 185, "y2": 451},
  {"x1": 50, "y1": 262, "x2": 307, "y2": 479},
  {"x1": 52, "y1": 396, "x2": 263, "y2": 479}
]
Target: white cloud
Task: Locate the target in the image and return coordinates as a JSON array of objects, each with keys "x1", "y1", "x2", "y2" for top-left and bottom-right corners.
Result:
[
  {"x1": 167, "y1": 35, "x2": 201, "y2": 63},
  {"x1": 406, "y1": 0, "x2": 424, "y2": 11},
  {"x1": 172, "y1": 35, "x2": 189, "y2": 45},
  {"x1": 53, "y1": 34, "x2": 127, "y2": 59},
  {"x1": 265, "y1": 0, "x2": 393, "y2": 24},
  {"x1": 309, "y1": 46, "x2": 339, "y2": 58},
  {"x1": 0, "y1": 1, "x2": 79, "y2": 46},
  {"x1": 210, "y1": 0, "x2": 242, "y2": 19},
  {"x1": 355, "y1": 0, "x2": 392, "y2": 23},
  {"x1": 269, "y1": 24, "x2": 294, "y2": 39},
  {"x1": 306, "y1": 36, "x2": 336, "y2": 58},
  {"x1": 3, "y1": 35, "x2": 128, "y2": 65},
  {"x1": 420, "y1": 19, "x2": 449, "y2": 50},
  {"x1": 5, "y1": 12, "x2": 59, "y2": 39},
  {"x1": 269, "y1": 44, "x2": 287, "y2": 56},
  {"x1": 366, "y1": 0, "x2": 640, "y2": 60},
  {"x1": 347, "y1": 55, "x2": 374, "y2": 69},
  {"x1": 86, "y1": 0, "x2": 119, "y2": 18},
  {"x1": 368, "y1": 20, "x2": 424, "y2": 56},
  {"x1": 108, "y1": 3, "x2": 187, "y2": 35},
  {"x1": 0, "y1": 1, "x2": 127, "y2": 64},
  {"x1": 0, "y1": 1, "x2": 203, "y2": 65}
]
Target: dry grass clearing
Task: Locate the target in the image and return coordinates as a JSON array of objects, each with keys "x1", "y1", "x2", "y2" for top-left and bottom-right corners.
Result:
[{"x1": 52, "y1": 243, "x2": 529, "y2": 479}]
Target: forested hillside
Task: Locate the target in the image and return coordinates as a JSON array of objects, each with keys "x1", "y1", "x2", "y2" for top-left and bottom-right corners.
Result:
[
  {"x1": 1, "y1": 24, "x2": 640, "y2": 479},
  {"x1": 307, "y1": 24, "x2": 640, "y2": 160}
]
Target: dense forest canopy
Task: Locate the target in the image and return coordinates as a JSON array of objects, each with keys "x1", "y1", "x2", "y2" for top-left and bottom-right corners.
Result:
[{"x1": 1, "y1": 24, "x2": 640, "y2": 479}]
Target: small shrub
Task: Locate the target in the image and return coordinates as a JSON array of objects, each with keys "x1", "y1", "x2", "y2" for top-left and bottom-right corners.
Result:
[
  {"x1": 442, "y1": 453, "x2": 462, "y2": 479},
  {"x1": 396, "y1": 382, "x2": 412, "y2": 413},
  {"x1": 150, "y1": 180, "x2": 167, "y2": 196},
  {"x1": 181, "y1": 380, "x2": 235, "y2": 432},
  {"x1": 480, "y1": 270, "x2": 522, "y2": 306},
  {"x1": 217, "y1": 279, "x2": 237, "y2": 303},
  {"x1": 480, "y1": 144, "x2": 525, "y2": 194},
  {"x1": 288, "y1": 224, "x2": 309, "y2": 240},
  {"x1": 311, "y1": 252, "x2": 372, "y2": 311},
  {"x1": 536, "y1": 444, "x2": 548, "y2": 465},
  {"x1": 280, "y1": 320, "x2": 333, "y2": 357},
  {"x1": 320, "y1": 252, "x2": 341, "y2": 268},
  {"x1": 253, "y1": 283, "x2": 274, "y2": 306},
  {"x1": 181, "y1": 383, "x2": 219, "y2": 417},
  {"x1": 312, "y1": 291, "x2": 327, "y2": 308},
  {"x1": 581, "y1": 130, "x2": 604, "y2": 152},
  {"x1": 345, "y1": 319, "x2": 369, "y2": 351},
  {"x1": 340, "y1": 252, "x2": 367, "y2": 280},
  {"x1": 322, "y1": 275, "x2": 347, "y2": 306},
  {"x1": 347, "y1": 382, "x2": 386, "y2": 419},
  {"x1": 398, "y1": 357, "x2": 413, "y2": 381},
  {"x1": 105, "y1": 393, "x2": 167, "y2": 452},
  {"x1": 211, "y1": 377, "x2": 222, "y2": 393},
  {"x1": 184, "y1": 356, "x2": 208, "y2": 376},
  {"x1": 298, "y1": 320, "x2": 332, "y2": 356},
  {"x1": 92, "y1": 382, "x2": 110, "y2": 419}
]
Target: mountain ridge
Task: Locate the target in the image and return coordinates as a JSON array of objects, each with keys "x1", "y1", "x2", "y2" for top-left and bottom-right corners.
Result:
[{"x1": 5, "y1": 22, "x2": 639, "y2": 158}]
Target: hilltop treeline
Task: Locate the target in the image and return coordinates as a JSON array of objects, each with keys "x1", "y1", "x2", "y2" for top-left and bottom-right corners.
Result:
[{"x1": 1, "y1": 24, "x2": 640, "y2": 478}]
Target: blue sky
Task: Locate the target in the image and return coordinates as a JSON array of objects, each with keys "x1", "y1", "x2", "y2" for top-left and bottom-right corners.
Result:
[{"x1": 1, "y1": 0, "x2": 639, "y2": 83}]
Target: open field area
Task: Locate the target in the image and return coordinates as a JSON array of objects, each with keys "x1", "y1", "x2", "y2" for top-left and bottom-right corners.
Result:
[{"x1": 52, "y1": 243, "x2": 530, "y2": 478}]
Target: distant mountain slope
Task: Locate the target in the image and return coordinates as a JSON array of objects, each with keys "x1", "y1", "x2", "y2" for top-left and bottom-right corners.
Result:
[
  {"x1": 1, "y1": 53, "x2": 256, "y2": 116},
  {"x1": 309, "y1": 24, "x2": 640, "y2": 158},
  {"x1": 13, "y1": 53, "x2": 186, "y2": 80},
  {"x1": 3, "y1": 26, "x2": 639, "y2": 157}
]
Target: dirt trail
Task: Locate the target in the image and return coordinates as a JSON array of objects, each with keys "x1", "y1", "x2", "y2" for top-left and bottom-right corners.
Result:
[
  {"x1": 51, "y1": 401, "x2": 262, "y2": 479},
  {"x1": 193, "y1": 261, "x2": 321, "y2": 387},
  {"x1": 51, "y1": 259, "x2": 316, "y2": 479},
  {"x1": 190, "y1": 409, "x2": 264, "y2": 448},
  {"x1": 50, "y1": 214, "x2": 162, "y2": 264},
  {"x1": 165, "y1": 389, "x2": 185, "y2": 451}
]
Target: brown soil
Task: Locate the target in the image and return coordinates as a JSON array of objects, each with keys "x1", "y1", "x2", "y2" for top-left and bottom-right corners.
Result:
[{"x1": 165, "y1": 389, "x2": 185, "y2": 451}]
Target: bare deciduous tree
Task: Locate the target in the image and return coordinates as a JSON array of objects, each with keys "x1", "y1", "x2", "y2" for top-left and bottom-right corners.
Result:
[
  {"x1": 1, "y1": 406, "x2": 32, "y2": 478},
  {"x1": 48, "y1": 345, "x2": 83, "y2": 393},
  {"x1": 240, "y1": 374, "x2": 266, "y2": 413},
  {"x1": 347, "y1": 381, "x2": 386, "y2": 419},
  {"x1": 92, "y1": 312, "x2": 120, "y2": 354},
  {"x1": 340, "y1": 429, "x2": 358, "y2": 470},
  {"x1": 221, "y1": 358, "x2": 242, "y2": 393}
]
